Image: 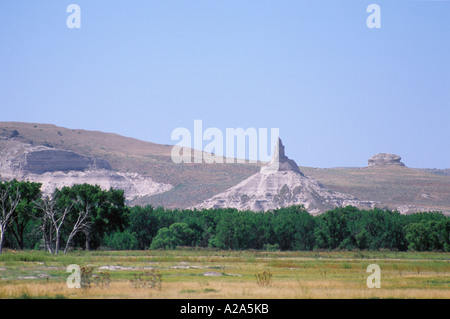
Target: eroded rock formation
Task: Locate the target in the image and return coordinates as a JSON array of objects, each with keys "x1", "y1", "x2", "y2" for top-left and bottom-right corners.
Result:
[
  {"x1": 196, "y1": 138, "x2": 376, "y2": 214},
  {"x1": 22, "y1": 148, "x2": 111, "y2": 174},
  {"x1": 368, "y1": 153, "x2": 405, "y2": 167},
  {"x1": 0, "y1": 137, "x2": 172, "y2": 201}
]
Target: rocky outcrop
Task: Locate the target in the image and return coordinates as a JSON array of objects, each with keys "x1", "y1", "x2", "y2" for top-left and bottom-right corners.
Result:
[
  {"x1": 22, "y1": 149, "x2": 111, "y2": 174},
  {"x1": 23, "y1": 170, "x2": 173, "y2": 201},
  {"x1": 0, "y1": 138, "x2": 111, "y2": 174},
  {"x1": 368, "y1": 153, "x2": 405, "y2": 167},
  {"x1": 260, "y1": 138, "x2": 303, "y2": 175},
  {"x1": 196, "y1": 138, "x2": 376, "y2": 214},
  {"x1": 0, "y1": 137, "x2": 173, "y2": 201}
]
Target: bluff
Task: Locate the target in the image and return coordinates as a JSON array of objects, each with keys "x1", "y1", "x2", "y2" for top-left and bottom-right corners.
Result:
[
  {"x1": 22, "y1": 148, "x2": 111, "y2": 174},
  {"x1": 0, "y1": 137, "x2": 172, "y2": 201},
  {"x1": 195, "y1": 138, "x2": 376, "y2": 214}
]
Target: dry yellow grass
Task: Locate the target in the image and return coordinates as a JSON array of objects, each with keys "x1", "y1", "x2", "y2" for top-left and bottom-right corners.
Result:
[
  {"x1": 2, "y1": 277, "x2": 449, "y2": 299},
  {"x1": 0, "y1": 249, "x2": 448, "y2": 299}
]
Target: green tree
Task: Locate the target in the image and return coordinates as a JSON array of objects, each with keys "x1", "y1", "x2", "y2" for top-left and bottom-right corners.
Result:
[
  {"x1": 347, "y1": 208, "x2": 407, "y2": 250},
  {"x1": 314, "y1": 206, "x2": 358, "y2": 250},
  {"x1": 9, "y1": 181, "x2": 42, "y2": 250},
  {"x1": 273, "y1": 206, "x2": 315, "y2": 250},
  {"x1": 104, "y1": 229, "x2": 138, "y2": 250},
  {"x1": 150, "y1": 222, "x2": 196, "y2": 250},
  {"x1": 91, "y1": 188, "x2": 128, "y2": 249},
  {"x1": 213, "y1": 210, "x2": 243, "y2": 250},
  {"x1": 405, "y1": 219, "x2": 450, "y2": 251},
  {"x1": 128, "y1": 205, "x2": 159, "y2": 250},
  {"x1": 436, "y1": 219, "x2": 450, "y2": 252},
  {"x1": 212, "y1": 210, "x2": 272, "y2": 250},
  {"x1": 404, "y1": 212, "x2": 449, "y2": 251},
  {"x1": 57, "y1": 184, "x2": 127, "y2": 251},
  {"x1": 405, "y1": 222, "x2": 432, "y2": 251}
]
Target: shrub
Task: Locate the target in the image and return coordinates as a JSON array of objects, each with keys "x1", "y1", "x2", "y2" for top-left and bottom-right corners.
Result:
[
  {"x1": 255, "y1": 271, "x2": 273, "y2": 287},
  {"x1": 263, "y1": 243, "x2": 280, "y2": 252},
  {"x1": 130, "y1": 270, "x2": 162, "y2": 290},
  {"x1": 80, "y1": 267, "x2": 111, "y2": 289},
  {"x1": 80, "y1": 266, "x2": 94, "y2": 289}
]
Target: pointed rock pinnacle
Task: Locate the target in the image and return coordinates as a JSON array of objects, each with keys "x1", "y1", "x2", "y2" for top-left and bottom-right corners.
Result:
[{"x1": 261, "y1": 138, "x2": 303, "y2": 175}]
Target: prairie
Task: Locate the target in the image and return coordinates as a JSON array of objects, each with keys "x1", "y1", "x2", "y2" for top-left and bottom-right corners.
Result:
[{"x1": 0, "y1": 249, "x2": 448, "y2": 299}]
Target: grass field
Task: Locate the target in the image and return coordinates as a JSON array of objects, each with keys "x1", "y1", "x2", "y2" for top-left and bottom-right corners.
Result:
[{"x1": 0, "y1": 249, "x2": 449, "y2": 299}]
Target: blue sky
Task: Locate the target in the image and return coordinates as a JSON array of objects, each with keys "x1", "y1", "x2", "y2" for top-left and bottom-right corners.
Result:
[{"x1": 1, "y1": 1, "x2": 449, "y2": 168}]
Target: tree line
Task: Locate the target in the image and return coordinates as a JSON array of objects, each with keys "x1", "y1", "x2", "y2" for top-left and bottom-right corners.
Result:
[
  {"x1": 0, "y1": 180, "x2": 449, "y2": 253},
  {"x1": 0, "y1": 180, "x2": 126, "y2": 254}
]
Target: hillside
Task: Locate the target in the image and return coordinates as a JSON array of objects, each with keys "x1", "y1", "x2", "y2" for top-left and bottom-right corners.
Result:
[
  {"x1": 0, "y1": 122, "x2": 260, "y2": 208},
  {"x1": 301, "y1": 166, "x2": 450, "y2": 214},
  {"x1": 1, "y1": 121, "x2": 449, "y2": 214}
]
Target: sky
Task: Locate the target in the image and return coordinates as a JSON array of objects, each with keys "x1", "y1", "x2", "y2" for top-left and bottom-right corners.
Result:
[{"x1": 0, "y1": 1, "x2": 449, "y2": 168}]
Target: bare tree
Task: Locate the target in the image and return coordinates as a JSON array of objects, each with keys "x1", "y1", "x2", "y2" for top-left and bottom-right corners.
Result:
[
  {"x1": 39, "y1": 195, "x2": 74, "y2": 255},
  {"x1": 64, "y1": 201, "x2": 92, "y2": 254},
  {"x1": 0, "y1": 186, "x2": 21, "y2": 253}
]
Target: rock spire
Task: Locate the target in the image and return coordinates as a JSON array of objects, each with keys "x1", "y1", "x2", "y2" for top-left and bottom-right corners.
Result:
[
  {"x1": 261, "y1": 138, "x2": 303, "y2": 175},
  {"x1": 196, "y1": 137, "x2": 376, "y2": 214}
]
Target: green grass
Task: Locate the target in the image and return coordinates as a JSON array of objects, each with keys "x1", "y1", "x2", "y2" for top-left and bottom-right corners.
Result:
[{"x1": 0, "y1": 249, "x2": 449, "y2": 299}]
